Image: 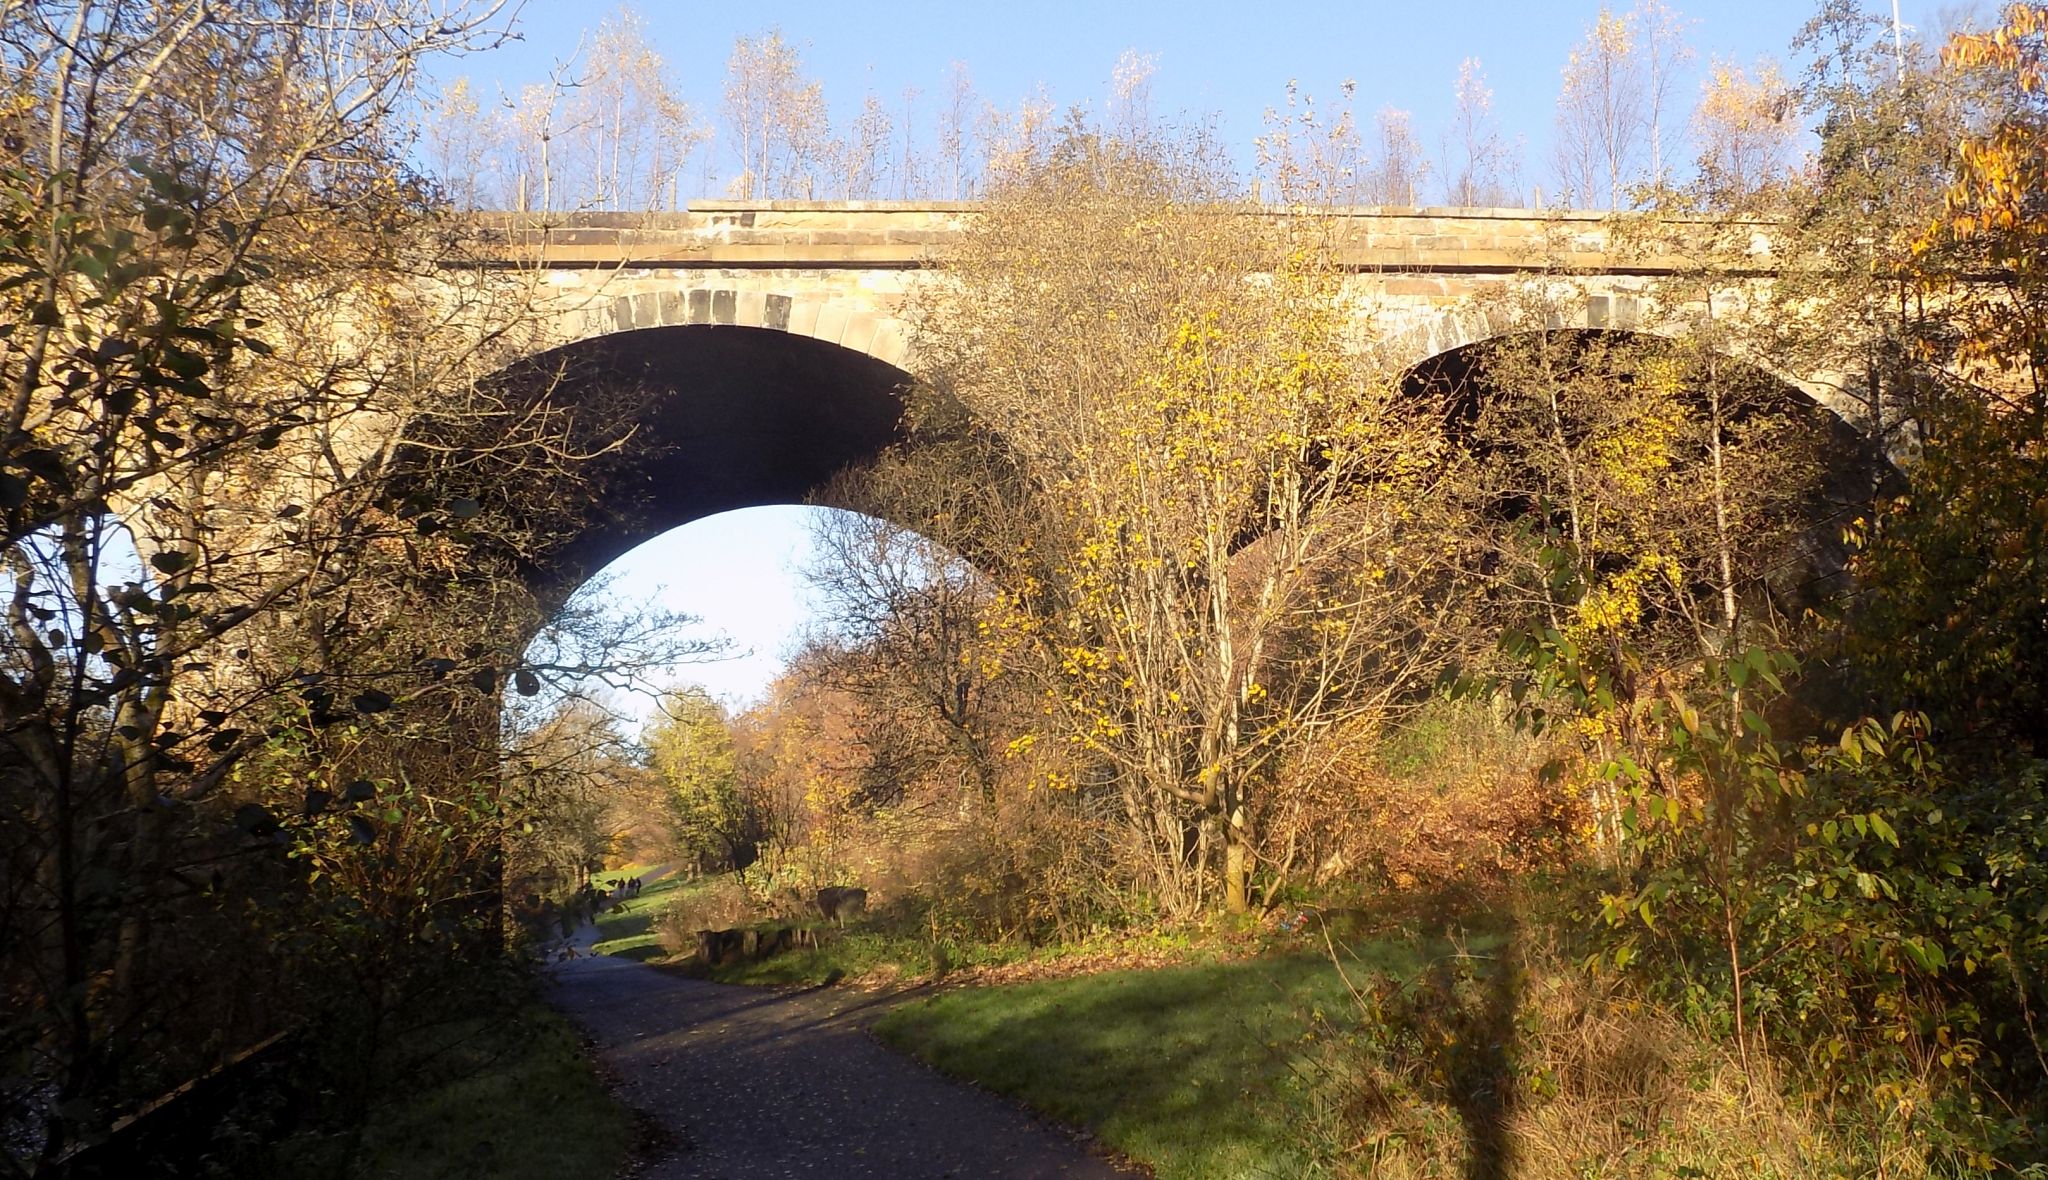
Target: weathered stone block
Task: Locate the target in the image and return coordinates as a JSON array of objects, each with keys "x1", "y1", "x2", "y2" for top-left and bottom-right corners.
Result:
[
  {"x1": 786, "y1": 297, "x2": 822, "y2": 339},
  {"x1": 735, "y1": 290, "x2": 768, "y2": 328},
  {"x1": 812, "y1": 303, "x2": 852, "y2": 346}
]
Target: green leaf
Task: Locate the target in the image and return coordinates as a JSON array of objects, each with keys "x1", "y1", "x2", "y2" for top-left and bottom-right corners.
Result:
[{"x1": 1869, "y1": 812, "x2": 1898, "y2": 847}]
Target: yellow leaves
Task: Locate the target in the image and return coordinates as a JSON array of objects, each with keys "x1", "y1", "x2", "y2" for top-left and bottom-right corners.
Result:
[
  {"x1": 1917, "y1": 5, "x2": 2048, "y2": 284},
  {"x1": 1571, "y1": 714, "x2": 1616, "y2": 743},
  {"x1": 1943, "y1": 3, "x2": 2048, "y2": 82},
  {"x1": 1591, "y1": 8, "x2": 1633, "y2": 56},
  {"x1": 1568, "y1": 553, "x2": 1681, "y2": 639},
  {"x1": 1696, "y1": 59, "x2": 1791, "y2": 137}
]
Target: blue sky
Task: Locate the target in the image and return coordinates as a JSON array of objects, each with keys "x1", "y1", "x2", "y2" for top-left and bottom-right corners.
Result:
[
  {"x1": 457, "y1": 0, "x2": 1962, "y2": 191},
  {"x1": 485, "y1": 0, "x2": 1959, "y2": 721}
]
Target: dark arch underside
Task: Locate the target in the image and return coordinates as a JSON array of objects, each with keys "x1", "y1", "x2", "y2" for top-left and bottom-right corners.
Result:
[
  {"x1": 1398, "y1": 329, "x2": 1898, "y2": 614},
  {"x1": 494, "y1": 324, "x2": 913, "y2": 591}
]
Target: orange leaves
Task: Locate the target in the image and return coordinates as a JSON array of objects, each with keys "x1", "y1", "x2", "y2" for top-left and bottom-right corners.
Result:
[
  {"x1": 1942, "y1": 3, "x2": 2048, "y2": 88},
  {"x1": 1911, "y1": 4, "x2": 2048, "y2": 372},
  {"x1": 1930, "y1": 4, "x2": 2048, "y2": 228}
]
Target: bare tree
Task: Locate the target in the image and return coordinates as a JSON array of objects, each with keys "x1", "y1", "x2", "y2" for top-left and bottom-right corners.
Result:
[
  {"x1": 980, "y1": 84, "x2": 1057, "y2": 189},
  {"x1": 897, "y1": 84, "x2": 925, "y2": 198},
  {"x1": 936, "y1": 60, "x2": 979, "y2": 199},
  {"x1": 1256, "y1": 80, "x2": 1366, "y2": 205},
  {"x1": 722, "y1": 28, "x2": 829, "y2": 200},
  {"x1": 1109, "y1": 48, "x2": 1159, "y2": 145},
  {"x1": 1690, "y1": 57, "x2": 1796, "y2": 205},
  {"x1": 838, "y1": 88, "x2": 894, "y2": 199},
  {"x1": 0, "y1": 2, "x2": 674, "y2": 1166},
  {"x1": 422, "y1": 76, "x2": 506, "y2": 209},
  {"x1": 799, "y1": 457, "x2": 1019, "y2": 805},
  {"x1": 1440, "y1": 58, "x2": 1522, "y2": 207},
  {"x1": 909, "y1": 124, "x2": 1470, "y2": 914},
  {"x1": 567, "y1": 7, "x2": 705, "y2": 211},
  {"x1": 1555, "y1": 6, "x2": 1645, "y2": 208},
  {"x1": 1637, "y1": 0, "x2": 1697, "y2": 192},
  {"x1": 508, "y1": 65, "x2": 579, "y2": 214},
  {"x1": 1362, "y1": 105, "x2": 1429, "y2": 205},
  {"x1": 505, "y1": 698, "x2": 660, "y2": 897},
  {"x1": 1553, "y1": 2, "x2": 1694, "y2": 208}
]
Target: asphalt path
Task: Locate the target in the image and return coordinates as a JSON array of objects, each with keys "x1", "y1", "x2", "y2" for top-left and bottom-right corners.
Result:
[{"x1": 547, "y1": 892, "x2": 1135, "y2": 1179}]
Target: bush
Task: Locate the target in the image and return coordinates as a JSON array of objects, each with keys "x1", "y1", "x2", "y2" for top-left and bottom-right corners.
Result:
[
  {"x1": 1262, "y1": 699, "x2": 1581, "y2": 900},
  {"x1": 888, "y1": 796, "x2": 1128, "y2": 943},
  {"x1": 1304, "y1": 933, "x2": 1885, "y2": 1179},
  {"x1": 653, "y1": 876, "x2": 765, "y2": 956}
]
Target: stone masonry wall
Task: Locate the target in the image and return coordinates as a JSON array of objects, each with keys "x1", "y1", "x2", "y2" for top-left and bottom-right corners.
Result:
[{"x1": 452, "y1": 202, "x2": 1846, "y2": 418}]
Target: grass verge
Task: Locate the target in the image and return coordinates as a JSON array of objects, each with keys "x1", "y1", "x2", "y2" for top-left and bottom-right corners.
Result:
[
  {"x1": 590, "y1": 873, "x2": 691, "y2": 962},
  {"x1": 872, "y1": 941, "x2": 1454, "y2": 1180},
  {"x1": 350, "y1": 999, "x2": 631, "y2": 1180},
  {"x1": 271, "y1": 980, "x2": 633, "y2": 1180},
  {"x1": 704, "y1": 929, "x2": 1031, "y2": 986}
]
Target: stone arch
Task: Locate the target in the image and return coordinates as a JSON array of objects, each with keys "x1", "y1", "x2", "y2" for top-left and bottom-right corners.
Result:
[
  {"x1": 481, "y1": 318, "x2": 920, "y2": 602},
  {"x1": 1375, "y1": 288, "x2": 1863, "y2": 431},
  {"x1": 540, "y1": 283, "x2": 912, "y2": 372},
  {"x1": 1395, "y1": 325, "x2": 1897, "y2": 614}
]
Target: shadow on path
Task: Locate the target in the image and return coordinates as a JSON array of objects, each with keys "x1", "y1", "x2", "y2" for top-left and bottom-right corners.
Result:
[{"x1": 548, "y1": 939, "x2": 1133, "y2": 1179}]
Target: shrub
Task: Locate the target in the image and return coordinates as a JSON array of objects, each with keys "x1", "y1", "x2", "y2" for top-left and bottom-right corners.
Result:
[
  {"x1": 1263, "y1": 698, "x2": 1581, "y2": 900},
  {"x1": 654, "y1": 877, "x2": 765, "y2": 957},
  {"x1": 1303, "y1": 934, "x2": 1887, "y2": 1179}
]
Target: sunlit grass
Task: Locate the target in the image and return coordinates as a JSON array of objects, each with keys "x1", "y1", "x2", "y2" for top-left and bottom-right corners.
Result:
[
  {"x1": 590, "y1": 873, "x2": 691, "y2": 962},
  {"x1": 872, "y1": 944, "x2": 1452, "y2": 1180}
]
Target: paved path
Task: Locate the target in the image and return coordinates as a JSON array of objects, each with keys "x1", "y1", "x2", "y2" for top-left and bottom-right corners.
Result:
[{"x1": 548, "y1": 914, "x2": 1134, "y2": 1179}]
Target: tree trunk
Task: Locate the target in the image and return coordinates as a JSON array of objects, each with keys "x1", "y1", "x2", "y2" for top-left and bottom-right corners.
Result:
[{"x1": 1223, "y1": 802, "x2": 1251, "y2": 914}]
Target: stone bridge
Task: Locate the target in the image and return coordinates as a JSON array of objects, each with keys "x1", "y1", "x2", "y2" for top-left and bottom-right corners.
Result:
[
  {"x1": 475, "y1": 200, "x2": 1799, "y2": 381},
  {"x1": 443, "y1": 201, "x2": 1827, "y2": 582}
]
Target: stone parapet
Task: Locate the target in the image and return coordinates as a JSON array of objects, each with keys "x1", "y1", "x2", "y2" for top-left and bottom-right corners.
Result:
[{"x1": 458, "y1": 203, "x2": 1779, "y2": 275}]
